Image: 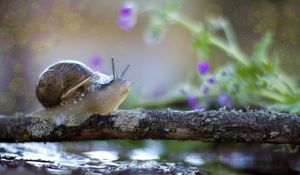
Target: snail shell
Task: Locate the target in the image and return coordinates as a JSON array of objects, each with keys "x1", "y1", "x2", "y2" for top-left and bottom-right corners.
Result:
[{"x1": 36, "y1": 61, "x2": 95, "y2": 108}]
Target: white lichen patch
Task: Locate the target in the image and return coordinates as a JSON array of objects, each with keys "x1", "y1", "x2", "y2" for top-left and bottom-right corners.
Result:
[
  {"x1": 67, "y1": 112, "x2": 90, "y2": 126},
  {"x1": 205, "y1": 118, "x2": 211, "y2": 123},
  {"x1": 26, "y1": 119, "x2": 54, "y2": 137},
  {"x1": 164, "y1": 128, "x2": 170, "y2": 132},
  {"x1": 113, "y1": 110, "x2": 146, "y2": 132},
  {"x1": 268, "y1": 115, "x2": 277, "y2": 121},
  {"x1": 270, "y1": 131, "x2": 280, "y2": 138}
]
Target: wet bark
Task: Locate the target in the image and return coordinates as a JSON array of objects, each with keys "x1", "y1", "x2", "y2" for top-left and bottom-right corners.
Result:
[{"x1": 0, "y1": 109, "x2": 299, "y2": 144}]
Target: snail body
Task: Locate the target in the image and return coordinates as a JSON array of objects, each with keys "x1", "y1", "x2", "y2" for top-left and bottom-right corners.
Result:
[
  {"x1": 83, "y1": 72, "x2": 130, "y2": 114},
  {"x1": 33, "y1": 59, "x2": 130, "y2": 126}
]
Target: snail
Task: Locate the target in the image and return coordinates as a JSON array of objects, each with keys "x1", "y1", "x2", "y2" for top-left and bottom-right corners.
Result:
[{"x1": 32, "y1": 58, "x2": 131, "y2": 126}]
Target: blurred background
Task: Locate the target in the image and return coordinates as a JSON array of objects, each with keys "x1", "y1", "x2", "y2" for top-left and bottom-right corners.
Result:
[
  {"x1": 0, "y1": 0, "x2": 299, "y2": 114},
  {"x1": 1, "y1": 1, "x2": 300, "y2": 174}
]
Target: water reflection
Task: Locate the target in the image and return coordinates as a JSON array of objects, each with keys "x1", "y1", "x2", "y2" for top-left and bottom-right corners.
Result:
[
  {"x1": 83, "y1": 150, "x2": 119, "y2": 162},
  {"x1": 184, "y1": 154, "x2": 205, "y2": 166},
  {"x1": 129, "y1": 149, "x2": 160, "y2": 160},
  {"x1": 129, "y1": 141, "x2": 163, "y2": 161},
  {"x1": 1, "y1": 142, "x2": 299, "y2": 174},
  {"x1": 0, "y1": 143, "x2": 63, "y2": 162},
  {"x1": 218, "y1": 152, "x2": 255, "y2": 169}
]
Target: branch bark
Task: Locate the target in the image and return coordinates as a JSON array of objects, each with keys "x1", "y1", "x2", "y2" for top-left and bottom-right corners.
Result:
[{"x1": 0, "y1": 109, "x2": 299, "y2": 144}]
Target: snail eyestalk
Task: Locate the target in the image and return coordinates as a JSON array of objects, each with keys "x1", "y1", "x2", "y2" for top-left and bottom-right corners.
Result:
[
  {"x1": 120, "y1": 65, "x2": 130, "y2": 78},
  {"x1": 111, "y1": 58, "x2": 116, "y2": 80},
  {"x1": 116, "y1": 72, "x2": 120, "y2": 79}
]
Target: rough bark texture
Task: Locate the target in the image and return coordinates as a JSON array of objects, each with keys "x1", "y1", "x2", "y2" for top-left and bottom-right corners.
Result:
[{"x1": 0, "y1": 109, "x2": 299, "y2": 144}]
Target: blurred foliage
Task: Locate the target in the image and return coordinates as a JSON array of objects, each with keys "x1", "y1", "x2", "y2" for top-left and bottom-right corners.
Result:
[
  {"x1": 0, "y1": 0, "x2": 299, "y2": 114},
  {"x1": 129, "y1": 0, "x2": 300, "y2": 114}
]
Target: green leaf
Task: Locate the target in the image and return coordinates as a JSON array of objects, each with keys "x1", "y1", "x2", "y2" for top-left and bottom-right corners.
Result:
[
  {"x1": 252, "y1": 32, "x2": 272, "y2": 61},
  {"x1": 272, "y1": 100, "x2": 300, "y2": 114},
  {"x1": 193, "y1": 31, "x2": 211, "y2": 59}
]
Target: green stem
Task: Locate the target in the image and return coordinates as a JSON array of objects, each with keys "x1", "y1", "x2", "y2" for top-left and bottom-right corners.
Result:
[
  {"x1": 210, "y1": 36, "x2": 249, "y2": 65},
  {"x1": 168, "y1": 14, "x2": 249, "y2": 65},
  {"x1": 258, "y1": 89, "x2": 287, "y2": 103},
  {"x1": 221, "y1": 20, "x2": 239, "y2": 50}
]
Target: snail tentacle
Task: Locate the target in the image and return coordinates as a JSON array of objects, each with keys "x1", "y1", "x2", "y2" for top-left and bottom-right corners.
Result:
[{"x1": 120, "y1": 65, "x2": 130, "y2": 78}]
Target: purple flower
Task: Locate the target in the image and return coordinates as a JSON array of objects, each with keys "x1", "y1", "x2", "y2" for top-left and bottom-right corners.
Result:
[
  {"x1": 120, "y1": 6, "x2": 133, "y2": 17},
  {"x1": 202, "y1": 86, "x2": 209, "y2": 94},
  {"x1": 89, "y1": 54, "x2": 104, "y2": 72},
  {"x1": 197, "y1": 61, "x2": 210, "y2": 75},
  {"x1": 187, "y1": 95, "x2": 197, "y2": 108},
  {"x1": 218, "y1": 92, "x2": 233, "y2": 108},
  {"x1": 207, "y1": 76, "x2": 215, "y2": 84},
  {"x1": 118, "y1": 3, "x2": 137, "y2": 31},
  {"x1": 187, "y1": 95, "x2": 205, "y2": 110},
  {"x1": 90, "y1": 55, "x2": 102, "y2": 66}
]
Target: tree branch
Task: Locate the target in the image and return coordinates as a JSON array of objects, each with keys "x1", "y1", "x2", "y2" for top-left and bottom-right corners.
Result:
[{"x1": 0, "y1": 109, "x2": 299, "y2": 144}]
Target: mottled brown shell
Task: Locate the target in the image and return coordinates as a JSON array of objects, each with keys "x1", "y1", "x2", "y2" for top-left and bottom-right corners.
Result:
[{"x1": 36, "y1": 61, "x2": 93, "y2": 108}]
